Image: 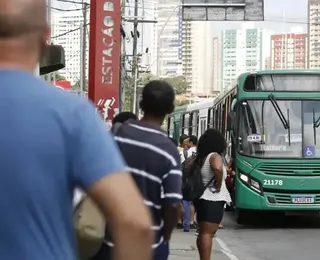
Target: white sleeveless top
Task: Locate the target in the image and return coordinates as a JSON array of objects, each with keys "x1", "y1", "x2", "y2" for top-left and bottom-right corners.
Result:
[{"x1": 200, "y1": 152, "x2": 232, "y2": 203}]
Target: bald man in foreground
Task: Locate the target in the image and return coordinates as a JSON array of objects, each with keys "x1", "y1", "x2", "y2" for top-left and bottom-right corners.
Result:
[{"x1": 0, "y1": 0, "x2": 153, "y2": 259}]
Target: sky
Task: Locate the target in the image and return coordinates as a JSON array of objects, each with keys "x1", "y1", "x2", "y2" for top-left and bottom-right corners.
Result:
[{"x1": 53, "y1": 0, "x2": 308, "y2": 35}]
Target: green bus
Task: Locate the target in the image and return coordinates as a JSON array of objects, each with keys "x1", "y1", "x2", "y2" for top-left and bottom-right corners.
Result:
[{"x1": 167, "y1": 70, "x2": 320, "y2": 223}]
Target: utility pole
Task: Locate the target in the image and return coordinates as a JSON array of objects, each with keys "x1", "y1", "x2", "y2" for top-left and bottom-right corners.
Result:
[
  {"x1": 131, "y1": 0, "x2": 139, "y2": 114},
  {"x1": 80, "y1": 1, "x2": 88, "y2": 95},
  {"x1": 120, "y1": 0, "x2": 126, "y2": 112},
  {"x1": 123, "y1": 0, "x2": 157, "y2": 114}
]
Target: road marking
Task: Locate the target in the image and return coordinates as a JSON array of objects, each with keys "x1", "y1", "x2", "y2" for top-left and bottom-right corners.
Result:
[{"x1": 216, "y1": 237, "x2": 240, "y2": 260}]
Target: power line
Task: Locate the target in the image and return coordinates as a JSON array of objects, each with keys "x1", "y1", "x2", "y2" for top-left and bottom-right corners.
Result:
[
  {"x1": 50, "y1": 6, "x2": 84, "y2": 11},
  {"x1": 51, "y1": 23, "x2": 89, "y2": 39},
  {"x1": 56, "y1": 0, "x2": 89, "y2": 4}
]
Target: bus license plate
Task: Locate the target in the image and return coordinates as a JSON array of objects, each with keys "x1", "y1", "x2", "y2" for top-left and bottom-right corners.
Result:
[{"x1": 292, "y1": 196, "x2": 314, "y2": 204}]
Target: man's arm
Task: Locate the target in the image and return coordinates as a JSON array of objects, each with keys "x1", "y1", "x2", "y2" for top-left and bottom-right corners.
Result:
[
  {"x1": 87, "y1": 173, "x2": 153, "y2": 260},
  {"x1": 71, "y1": 102, "x2": 153, "y2": 260},
  {"x1": 162, "y1": 150, "x2": 183, "y2": 242}
]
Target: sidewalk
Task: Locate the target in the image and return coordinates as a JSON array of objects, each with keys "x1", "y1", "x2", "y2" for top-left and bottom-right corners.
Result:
[{"x1": 169, "y1": 230, "x2": 230, "y2": 260}]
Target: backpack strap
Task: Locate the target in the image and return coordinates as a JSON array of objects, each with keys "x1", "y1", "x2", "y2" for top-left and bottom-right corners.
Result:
[
  {"x1": 183, "y1": 149, "x2": 188, "y2": 160},
  {"x1": 204, "y1": 175, "x2": 215, "y2": 189}
]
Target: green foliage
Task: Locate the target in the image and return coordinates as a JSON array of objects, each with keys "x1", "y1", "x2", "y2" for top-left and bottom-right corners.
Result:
[
  {"x1": 48, "y1": 72, "x2": 66, "y2": 81},
  {"x1": 138, "y1": 73, "x2": 156, "y2": 86},
  {"x1": 121, "y1": 75, "x2": 134, "y2": 111},
  {"x1": 160, "y1": 76, "x2": 189, "y2": 95},
  {"x1": 72, "y1": 79, "x2": 88, "y2": 91},
  {"x1": 119, "y1": 73, "x2": 190, "y2": 112},
  {"x1": 175, "y1": 99, "x2": 189, "y2": 106}
]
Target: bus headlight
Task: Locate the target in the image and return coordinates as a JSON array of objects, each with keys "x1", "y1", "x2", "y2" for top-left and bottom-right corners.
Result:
[
  {"x1": 250, "y1": 179, "x2": 261, "y2": 193},
  {"x1": 240, "y1": 173, "x2": 249, "y2": 182},
  {"x1": 239, "y1": 173, "x2": 261, "y2": 193}
]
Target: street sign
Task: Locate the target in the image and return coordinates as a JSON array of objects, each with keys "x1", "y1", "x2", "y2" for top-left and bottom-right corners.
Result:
[
  {"x1": 182, "y1": 0, "x2": 264, "y2": 21},
  {"x1": 89, "y1": 0, "x2": 121, "y2": 122}
]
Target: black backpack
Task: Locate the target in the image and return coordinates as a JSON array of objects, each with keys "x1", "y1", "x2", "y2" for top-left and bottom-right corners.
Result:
[{"x1": 182, "y1": 154, "x2": 215, "y2": 201}]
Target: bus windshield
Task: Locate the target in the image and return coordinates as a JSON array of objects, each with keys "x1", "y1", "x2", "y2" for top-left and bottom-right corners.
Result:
[{"x1": 238, "y1": 99, "x2": 320, "y2": 158}]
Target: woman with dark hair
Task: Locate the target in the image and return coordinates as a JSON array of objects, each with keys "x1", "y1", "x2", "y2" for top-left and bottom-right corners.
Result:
[{"x1": 194, "y1": 129, "x2": 231, "y2": 260}]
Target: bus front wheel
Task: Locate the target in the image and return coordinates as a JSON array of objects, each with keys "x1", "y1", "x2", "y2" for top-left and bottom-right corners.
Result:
[{"x1": 235, "y1": 208, "x2": 249, "y2": 224}]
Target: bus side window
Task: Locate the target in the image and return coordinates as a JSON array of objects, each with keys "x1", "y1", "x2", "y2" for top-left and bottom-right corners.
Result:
[
  {"x1": 168, "y1": 116, "x2": 174, "y2": 137},
  {"x1": 222, "y1": 102, "x2": 226, "y2": 136},
  {"x1": 182, "y1": 113, "x2": 190, "y2": 135},
  {"x1": 200, "y1": 118, "x2": 206, "y2": 135},
  {"x1": 208, "y1": 108, "x2": 214, "y2": 129},
  {"x1": 191, "y1": 111, "x2": 199, "y2": 136}
]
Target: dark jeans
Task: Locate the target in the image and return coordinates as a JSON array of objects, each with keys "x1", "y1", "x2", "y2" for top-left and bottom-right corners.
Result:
[{"x1": 91, "y1": 242, "x2": 169, "y2": 260}]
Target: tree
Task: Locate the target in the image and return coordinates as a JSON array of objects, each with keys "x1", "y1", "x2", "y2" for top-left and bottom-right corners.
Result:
[
  {"x1": 161, "y1": 76, "x2": 189, "y2": 95},
  {"x1": 138, "y1": 73, "x2": 156, "y2": 86},
  {"x1": 49, "y1": 72, "x2": 66, "y2": 81},
  {"x1": 120, "y1": 75, "x2": 134, "y2": 111},
  {"x1": 175, "y1": 99, "x2": 189, "y2": 106},
  {"x1": 72, "y1": 79, "x2": 88, "y2": 91}
]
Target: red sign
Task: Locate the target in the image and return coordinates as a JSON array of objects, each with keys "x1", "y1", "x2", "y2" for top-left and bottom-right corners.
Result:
[
  {"x1": 89, "y1": 0, "x2": 121, "y2": 123},
  {"x1": 53, "y1": 80, "x2": 71, "y2": 90}
]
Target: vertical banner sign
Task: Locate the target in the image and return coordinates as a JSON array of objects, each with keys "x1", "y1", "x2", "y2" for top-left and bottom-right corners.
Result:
[{"x1": 89, "y1": 0, "x2": 121, "y2": 128}]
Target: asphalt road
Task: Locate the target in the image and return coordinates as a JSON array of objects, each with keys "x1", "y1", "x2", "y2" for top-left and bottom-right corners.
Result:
[{"x1": 170, "y1": 211, "x2": 320, "y2": 260}]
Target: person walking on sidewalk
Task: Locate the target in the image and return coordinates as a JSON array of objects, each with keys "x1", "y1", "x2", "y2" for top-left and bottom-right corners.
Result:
[
  {"x1": 182, "y1": 135, "x2": 198, "y2": 232},
  {"x1": 0, "y1": 0, "x2": 154, "y2": 259},
  {"x1": 111, "y1": 111, "x2": 137, "y2": 133},
  {"x1": 177, "y1": 134, "x2": 189, "y2": 229},
  {"x1": 96, "y1": 80, "x2": 183, "y2": 260}
]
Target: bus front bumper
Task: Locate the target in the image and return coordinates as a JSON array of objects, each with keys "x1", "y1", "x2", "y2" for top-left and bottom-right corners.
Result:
[{"x1": 236, "y1": 179, "x2": 320, "y2": 211}]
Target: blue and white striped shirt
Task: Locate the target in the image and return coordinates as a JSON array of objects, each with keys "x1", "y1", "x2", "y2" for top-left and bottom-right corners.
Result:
[{"x1": 105, "y1": 119, "x2": 182, "y2": 249}]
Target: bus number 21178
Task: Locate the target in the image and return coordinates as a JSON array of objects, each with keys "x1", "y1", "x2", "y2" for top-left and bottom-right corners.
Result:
[{"x1": 263, "y1": 180, "x2": 283, "y2": 186}]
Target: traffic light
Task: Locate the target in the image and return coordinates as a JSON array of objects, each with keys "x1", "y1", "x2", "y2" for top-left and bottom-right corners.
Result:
[{"x1": 40, "y1": 44, "x2": 65, "y2": 75}]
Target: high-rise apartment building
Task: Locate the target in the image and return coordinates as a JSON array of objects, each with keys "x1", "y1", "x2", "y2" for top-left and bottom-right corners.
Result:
[
  {"x1": 308, "y1": 0, "x2": 320, "y2": 68},
  {"x1": 182, "y1": 22, "x2": 214, "y2": 96},
  {"x1": 270, "y1": 33, "x2": 308, "y2": 69},
  {"x1": 51, "y1": 11, "x2": 89, "y2": 84},
  {"x1": 265, "y1": 57, "x2": 271, "y2": 69},
  {"x1": 212, "y1": 37, "x2": 221, "y2": 96},
  {"x1": 221, "y1": 27, "x2": 268, "y2": 92},
  {"x1": 157, "y1": 0, "x2": 182, "y2": 77}
]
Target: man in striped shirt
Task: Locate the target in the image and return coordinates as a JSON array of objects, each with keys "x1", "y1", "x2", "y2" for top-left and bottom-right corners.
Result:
[{"x1": 96, "y1": 80, "x2": 182, "y2": 260}]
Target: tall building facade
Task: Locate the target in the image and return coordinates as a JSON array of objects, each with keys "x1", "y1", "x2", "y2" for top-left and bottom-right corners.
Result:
[
  {"x1": 308, "y1": 0, "x2": 320, "y2": 68},
  {"x1": 221, "y1": 27, "x2": 268, "y2": 92},
  {"x1": 51, "y1": 11, "x2": 89, "y2": 84},
  {"x1": 157, "y1": 0, "x2": 182, "y2": 77},
  {"x1": 182, "y1": 22, "x2": 214, "y2": 96},
  {"x1": 270, "y1": 33, "x2": 308, "y2": 69},
  {"x1": 212, "y1": 37, "x2": 221, "y2": 96}
]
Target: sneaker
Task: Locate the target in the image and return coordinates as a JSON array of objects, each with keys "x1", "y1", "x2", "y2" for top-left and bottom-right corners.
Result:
[
  {"x1": 176, "y1": 223, "x2": 183, "y2": 229},
  {"x1": 183, "y1": 229, "x2": 190, "y2": 232},
  {"x1": 195, "y1": 231, "x2": 199, "y2": 236},
  {"x1": 190, "y1": 223, "x2": 197, "y2": 229}
]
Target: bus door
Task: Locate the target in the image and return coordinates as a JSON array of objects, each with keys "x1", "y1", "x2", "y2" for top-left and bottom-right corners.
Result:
[{"x1": 199, "y1": 117, "x2": 207, "y2": 138}]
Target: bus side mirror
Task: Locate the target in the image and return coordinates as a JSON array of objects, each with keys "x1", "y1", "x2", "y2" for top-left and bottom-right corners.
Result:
[
  {"x1": 231, "y1": 98, "x2": 237, "y2": 111},
  {"x1": 227, "y1": 111, "x2": 236, "y2": 131},
  {"x1": 227, "y1": 98, "x2": 237, "y2": 131}
]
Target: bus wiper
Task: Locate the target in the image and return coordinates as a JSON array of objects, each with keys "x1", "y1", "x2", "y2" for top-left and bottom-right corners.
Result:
[
  {"x1": 268, "y1": 94, "x2": 291, "y2": 145},
  {"x1": 313, "y1": 108, "x2": 320, "y2": 144}
]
